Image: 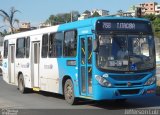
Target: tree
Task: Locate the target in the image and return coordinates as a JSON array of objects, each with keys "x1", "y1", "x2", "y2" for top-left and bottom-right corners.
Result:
[
  {"x1": 143, "y1": 14, "x2": 156, "y2": 21},
  {"x1": 117, "y1": 10, "x2": 124, "y2": 16},
  {"x1": 71, "y1": 11, "x2": 80, "y2": 22},
  {"x1": 45, "y1": 11, "x2": 80, "y2": 26},
  {"x1": 92, "y1": 11, "x2": 100, "y2": 17},
  {"x1": 156, "y1": 15, "x2": 160, "y2": 18},
  {"x1": 154, "y1": 16, "x2": 160, "y2": 38},
  {"x1": 45, "y1": 15, "x2": 55, "y2": 25},
  {"x1": 142, "y1": 14, "x2": 160, "y2": 38},
  {"x1": 154, "y1": 16, "x2": 160, "y2": 25},
  {"x1": 0, "y1": 31, "x2": 2, "y2": 36},
  {"x1": 0, "y1": 29, "x2": 8, "y2": 37},
  {"x1": 0, "y1": 7, "x2": 20, "y2": 34}
]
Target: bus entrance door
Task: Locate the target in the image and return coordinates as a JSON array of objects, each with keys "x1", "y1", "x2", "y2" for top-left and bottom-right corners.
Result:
[
  {"x1": 80, "y1": 35, "x2": 93, "y2": 96},
  {"x1": 31, "y1": 42, "x2": 40, "y2": 89},
  {"x1": 9, "y1": 45, "x2": 15, "y2": 84}
]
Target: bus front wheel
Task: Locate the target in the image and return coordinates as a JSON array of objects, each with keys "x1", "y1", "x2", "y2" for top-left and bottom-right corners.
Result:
[{"x1": 64, "y1": 79, "x2": 77, "y2": 105}]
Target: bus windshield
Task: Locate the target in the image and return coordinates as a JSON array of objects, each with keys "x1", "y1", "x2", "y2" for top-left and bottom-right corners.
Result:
[{"x1": 96, "y1": 34, "x2": 155, "y2": 72}]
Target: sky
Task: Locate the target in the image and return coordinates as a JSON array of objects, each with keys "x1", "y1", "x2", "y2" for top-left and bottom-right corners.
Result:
[{"x1": 0, "y1": 0, "x2": 160, "y2": 28}]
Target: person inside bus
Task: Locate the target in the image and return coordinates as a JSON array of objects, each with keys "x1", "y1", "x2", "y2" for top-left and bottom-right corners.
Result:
[
  {"x1": 111, "y1": 37, "x2": 128, "y2": 60},
  {"x1": 117, "y1": 44, "x2": 128, "y2": 59}
]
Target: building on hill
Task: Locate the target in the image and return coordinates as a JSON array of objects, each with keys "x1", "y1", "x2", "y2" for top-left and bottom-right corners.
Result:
[
  {"x1": 155, "y1": 4, "x2": 160, "y2": 15},
  {"x1": 91, "y1": 9, "x2": 109, "y2": 16},
  {"x1": 78, "y1": 10, "x2": 91, "y2": 20},
  {"x1": 127, "y1": 2, "x2": 160, "y2": 16},
  {"x1": 78, "y1": 9, "x2": 109, "y2": 20}
]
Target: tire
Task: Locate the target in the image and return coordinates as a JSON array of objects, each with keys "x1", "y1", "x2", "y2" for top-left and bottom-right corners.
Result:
[
  {"x1": 64, "y1": 79, "x2": 77, "y2": 105},
  {"x1": 18, "y1": 74, "x2": 27, "y2": 94}
]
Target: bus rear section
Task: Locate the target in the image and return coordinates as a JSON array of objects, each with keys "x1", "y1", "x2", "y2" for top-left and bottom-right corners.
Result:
[{"x1": 91, "y1": 18, "x2": 156, "y2": 100}]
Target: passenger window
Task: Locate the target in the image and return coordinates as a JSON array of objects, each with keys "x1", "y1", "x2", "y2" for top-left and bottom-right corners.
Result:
[
  {"x1": 64, "y1": 30, "x2": 77, "y2": 57},
  {"x1": 42, "y1": 34, "x2": 48, "y2": 58},
  {"x1": 49, "y1": 32, "x2": 63, "y2": 57},
  {"x1": 16, "y1": 38, "x2": 25, "y2": 58},
  {"x1": 4, "y1": 40, "x2": 8, "y2": 58},
  {"x1": 25, "y1": 37, "x2": 30, "y2": 58}
]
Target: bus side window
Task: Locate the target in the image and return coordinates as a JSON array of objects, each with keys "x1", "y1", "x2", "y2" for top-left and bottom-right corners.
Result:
[
  {"x1": 49, "y1": 33, "x2": 55, "y2": 57},
  {"x1": 49, "y1": 32, "x2": 63, "y2": 58},
  {"x1": 55, "y1": 32, "x2": 63, "y2": 57},
  {"x1": 16, "y1": 38, "x2": 25, "y2": 58},
  {"x1": 4, "y1": 40, "x2": 8, "y2": 58},
  {"x1": 64, "y1": 30, "x2": 77, "y2": 57},
  {"x1": 25, "y1": 37, "x2": 30, "y2": 58},
  {"x1": 42, "y1": 34, "x2": 49, "y2": 58}
]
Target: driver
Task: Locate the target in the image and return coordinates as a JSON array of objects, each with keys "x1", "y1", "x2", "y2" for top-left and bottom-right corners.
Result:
[{"x1": 117, "y1": 45, "x2": 128, "y2": 59}]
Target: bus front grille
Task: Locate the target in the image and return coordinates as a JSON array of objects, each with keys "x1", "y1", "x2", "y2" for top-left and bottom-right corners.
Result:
[
  {"x1": 110, "y1": 75, "x2": 146, "y2": 81},
  {"x1": 114, "y1": 82, "x2": 142, "y2": 87},
  {"x1": 118, "y1": 89, "x2": 140, "y2": 95}
]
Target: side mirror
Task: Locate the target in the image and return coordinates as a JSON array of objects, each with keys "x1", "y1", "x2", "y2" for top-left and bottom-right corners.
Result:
[{"x1": 93, "y1": 39, "x2": 99, "y2": 52}]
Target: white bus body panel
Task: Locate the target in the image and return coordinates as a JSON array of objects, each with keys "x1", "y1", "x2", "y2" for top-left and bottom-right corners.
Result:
[
  {"x1": 3, "y1": 58, "x2": 9, "y2": 83},
  {"x1": 3, "y1": 25, "x2": 60, "y2": 93},
  {"x1": 30, "y1": 35, "x2": 41, "y2": 88},
  {"x1": 15, "y1": 58, "x2": 31, "y2": 87},
  {"x1": 40, "y1": 58, "x2": 59, "y2": 93},
  {"x1": 9, "y1": 45, "x2": 15, "y2": 84},
  {"x1": 3, "y1": 38, "x2": 16, "y2": 84}
]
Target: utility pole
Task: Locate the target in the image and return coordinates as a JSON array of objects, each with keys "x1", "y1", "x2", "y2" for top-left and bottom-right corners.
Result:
[{"x1": 71, "y1": 11, "x2": 73, "y2": 22}]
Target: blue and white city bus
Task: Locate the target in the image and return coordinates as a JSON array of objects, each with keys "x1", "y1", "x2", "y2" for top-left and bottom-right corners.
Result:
[{"x1": 2, "y1": 17, "x2": 156, "y2": 104}]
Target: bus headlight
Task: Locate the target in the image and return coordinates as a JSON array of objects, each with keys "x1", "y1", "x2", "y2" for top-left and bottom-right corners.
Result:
[
  {"x1": 95, "y1": 75, "x2": 112, "y2": 87},
  {"x1": 144, "y1": 76, "x2": 156, "y2": 86}
]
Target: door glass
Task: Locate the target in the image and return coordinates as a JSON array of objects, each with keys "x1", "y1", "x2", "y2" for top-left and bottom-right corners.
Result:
[
  {"x1": 88, "y1": 37, "x2": 92, "y2": 94},
  {"x1": 11, "y1": 46, "x2": 15, "y2": 63},
  {"x1": 88, "y1": 67, "x2": 92, "y2": 94},
  {"x1": 88, "y1": 37, "x2": 92, "y2": 64},
  {"x1": 81, "y1": 38, "x2": 86, "y2": 93},
  {"x1": 81, "y1": 38, "x2": 85, "y2": 65},
  {"x1": 81, "y1": 66, "x2": 86, "y2": 93},
  {"x1": 34, "y1": 44, "x2": 38, "y2": 64},
  {"x1": 80, "y1": 36, "x2": 93, "y2": 95}
]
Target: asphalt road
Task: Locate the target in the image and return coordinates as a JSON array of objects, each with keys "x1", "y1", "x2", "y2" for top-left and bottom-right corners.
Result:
[{"x1": 0, "y1": 76, "x2": 160, "y2": 115}]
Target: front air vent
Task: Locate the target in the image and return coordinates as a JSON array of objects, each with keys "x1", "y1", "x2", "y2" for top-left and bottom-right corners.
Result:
[
  {"x1": 114, "y1": 82, "x2": 142, "y2": 87},
  {"x1": 118, "y1": 89, "x2": 140, "y2": 95},
  {"x1": 110, "y1": 75, "x2": 146, "y2": 81}
]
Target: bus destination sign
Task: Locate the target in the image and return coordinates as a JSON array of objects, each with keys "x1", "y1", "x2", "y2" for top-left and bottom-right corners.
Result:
[
  {"x1": 103, "y1": 22, "x2": 135, "y2": 30},
  {"x1": 96, "y1": 20, "x2": 152, "y2": 33}
]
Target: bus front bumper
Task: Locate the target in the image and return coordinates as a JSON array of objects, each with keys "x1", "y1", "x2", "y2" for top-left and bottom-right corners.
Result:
[{"x1": 93, "y1": 84, "x2": 156, "y2": 100}]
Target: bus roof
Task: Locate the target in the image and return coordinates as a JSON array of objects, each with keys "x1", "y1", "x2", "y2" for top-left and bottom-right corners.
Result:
[{"x1": 4, "y1": 16, "x2": 150, "y2": 40}]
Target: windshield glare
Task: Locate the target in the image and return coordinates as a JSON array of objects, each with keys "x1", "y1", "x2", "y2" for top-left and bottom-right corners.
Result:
[{"x1": 97, "y1": 34, "x2": 155, "y2": 72}]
